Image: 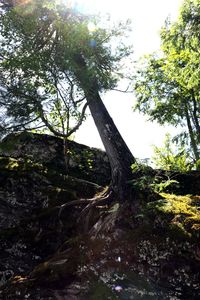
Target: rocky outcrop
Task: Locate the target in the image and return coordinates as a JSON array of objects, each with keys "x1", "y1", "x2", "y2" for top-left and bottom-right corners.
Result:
[
  {"x1": 0, "y1": 132, "x2": 107, "y2": 296},
  {"x1": 152, "y1": 169, "x2": 200, "y2": 195},
  {"x1": 0, "y1": 131, "x2": 111, "y2": 186},
  {"x1": 0, "y1": 132, "x2": 200, "y2": 299},
  {"x1": 0, "y1": 152, "x2": 103, "y2": 296}
]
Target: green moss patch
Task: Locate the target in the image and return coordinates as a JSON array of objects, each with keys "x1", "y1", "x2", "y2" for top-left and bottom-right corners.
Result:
[
  {"x1": 146, "y1": 193, "x2": 200, "y2": 239},
  {"x1": 0, "y1": 156, "x2": 45, "y2": 173}
]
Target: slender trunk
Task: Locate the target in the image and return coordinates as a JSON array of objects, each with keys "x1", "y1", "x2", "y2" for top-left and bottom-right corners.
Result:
[
  {"x1": 191, "y1": 90, "x2": 200, "y2": 143},
  {"x1": 184, "y1": 100, "x2": 199, "y2": 161},
  {"x1": 86, "y1": 88, "x2": 136, "y2": 200},
  {"x1": 74, "y1": 56, "x2": 136, "y2": 200}
]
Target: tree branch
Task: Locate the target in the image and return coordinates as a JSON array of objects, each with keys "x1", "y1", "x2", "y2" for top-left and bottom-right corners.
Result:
[
  {"x1": 111, "y1": 87, "x2": 134, "y2": 93},
  {"x1": 37, "y1": 101, "x2": 88, "y2": 138}
]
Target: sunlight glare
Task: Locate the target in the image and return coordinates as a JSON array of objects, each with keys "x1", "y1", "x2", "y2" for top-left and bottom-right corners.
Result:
[
  {"x1": 60, "y1": 0, "x2": 125, "y2": 18},
  {"x1": 60, "y1": 0, "x2": 184, "y2": 21},
  {"x1": 87, "y1": 22, "x2": 96, "y2": 32}
]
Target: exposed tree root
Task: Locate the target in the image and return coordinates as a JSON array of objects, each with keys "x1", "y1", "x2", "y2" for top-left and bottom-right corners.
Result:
[
  {"x1": 78, "y1": 188, "x2": 114, "y2": 216},
  {"x1": 58, "y1": 187, "x2": 115, "y2": 231}
]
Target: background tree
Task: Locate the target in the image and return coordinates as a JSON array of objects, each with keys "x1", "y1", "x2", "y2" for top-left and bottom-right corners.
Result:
[
  {"x1": 0, "y1": 0, "x2": 136, "y2": 201},
  {"x1": 133, "y1": 0, "x2": 200, "y2": 167},
  {"x1": 152, "y1": 133, "x2": 194, "y2": 172}
]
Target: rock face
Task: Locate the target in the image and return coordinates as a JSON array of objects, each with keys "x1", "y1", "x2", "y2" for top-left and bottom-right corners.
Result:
[
  {"x1": 0, "y1": 132, "x2": 200, "y2": 299},
  {"x1": 0, "y1": 154, "x2": 103, "y2": 296},
  {"x1": 0, "y1": 131, "x2": 111, "y2": 186},
  {"x1": 0, "y1": 132, "x2": 106, "y2": 297}
]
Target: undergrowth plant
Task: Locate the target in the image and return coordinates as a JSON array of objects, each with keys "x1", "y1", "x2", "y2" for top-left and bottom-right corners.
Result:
[{"x1": 131, "y1": 163, "x2": 179, "y2": 194}]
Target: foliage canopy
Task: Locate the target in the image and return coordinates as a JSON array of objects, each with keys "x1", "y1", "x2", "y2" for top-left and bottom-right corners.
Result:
[{"x1": 0, "y1": 0, "x2": 132, "y2": 138}]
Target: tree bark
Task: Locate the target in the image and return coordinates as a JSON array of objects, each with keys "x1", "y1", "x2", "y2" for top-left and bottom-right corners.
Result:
[
  {"x1": 191, "y1": 90, "x2": 200, "y2": 143},
  {"x1": 184, "y1": 100, "x2": 199, "y2": 161},
  {"x1": 86, "y1": 87, "x2": 136, "y2": 200}
]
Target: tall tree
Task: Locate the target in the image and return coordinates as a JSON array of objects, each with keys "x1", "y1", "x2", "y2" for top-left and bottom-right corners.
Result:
[
  {"x1": 133, "y1": 0, "x2": 200, "y2": 165},
  {"x1": 0, "y1": 0, "x2": 136, "y2": 200}
]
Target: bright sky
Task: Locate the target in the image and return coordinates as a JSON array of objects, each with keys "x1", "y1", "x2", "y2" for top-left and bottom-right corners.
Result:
[{"x1": 74, "y1": 0, "x2": 184, "y2": 160}]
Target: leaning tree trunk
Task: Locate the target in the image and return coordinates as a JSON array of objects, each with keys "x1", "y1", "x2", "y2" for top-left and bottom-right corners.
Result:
[
  {"x1": 74, "y1": 55, "x2": 136, "y2": 201},
  {"x1": 84, "y1": 84, "x2": 136, "y2": 201}
]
